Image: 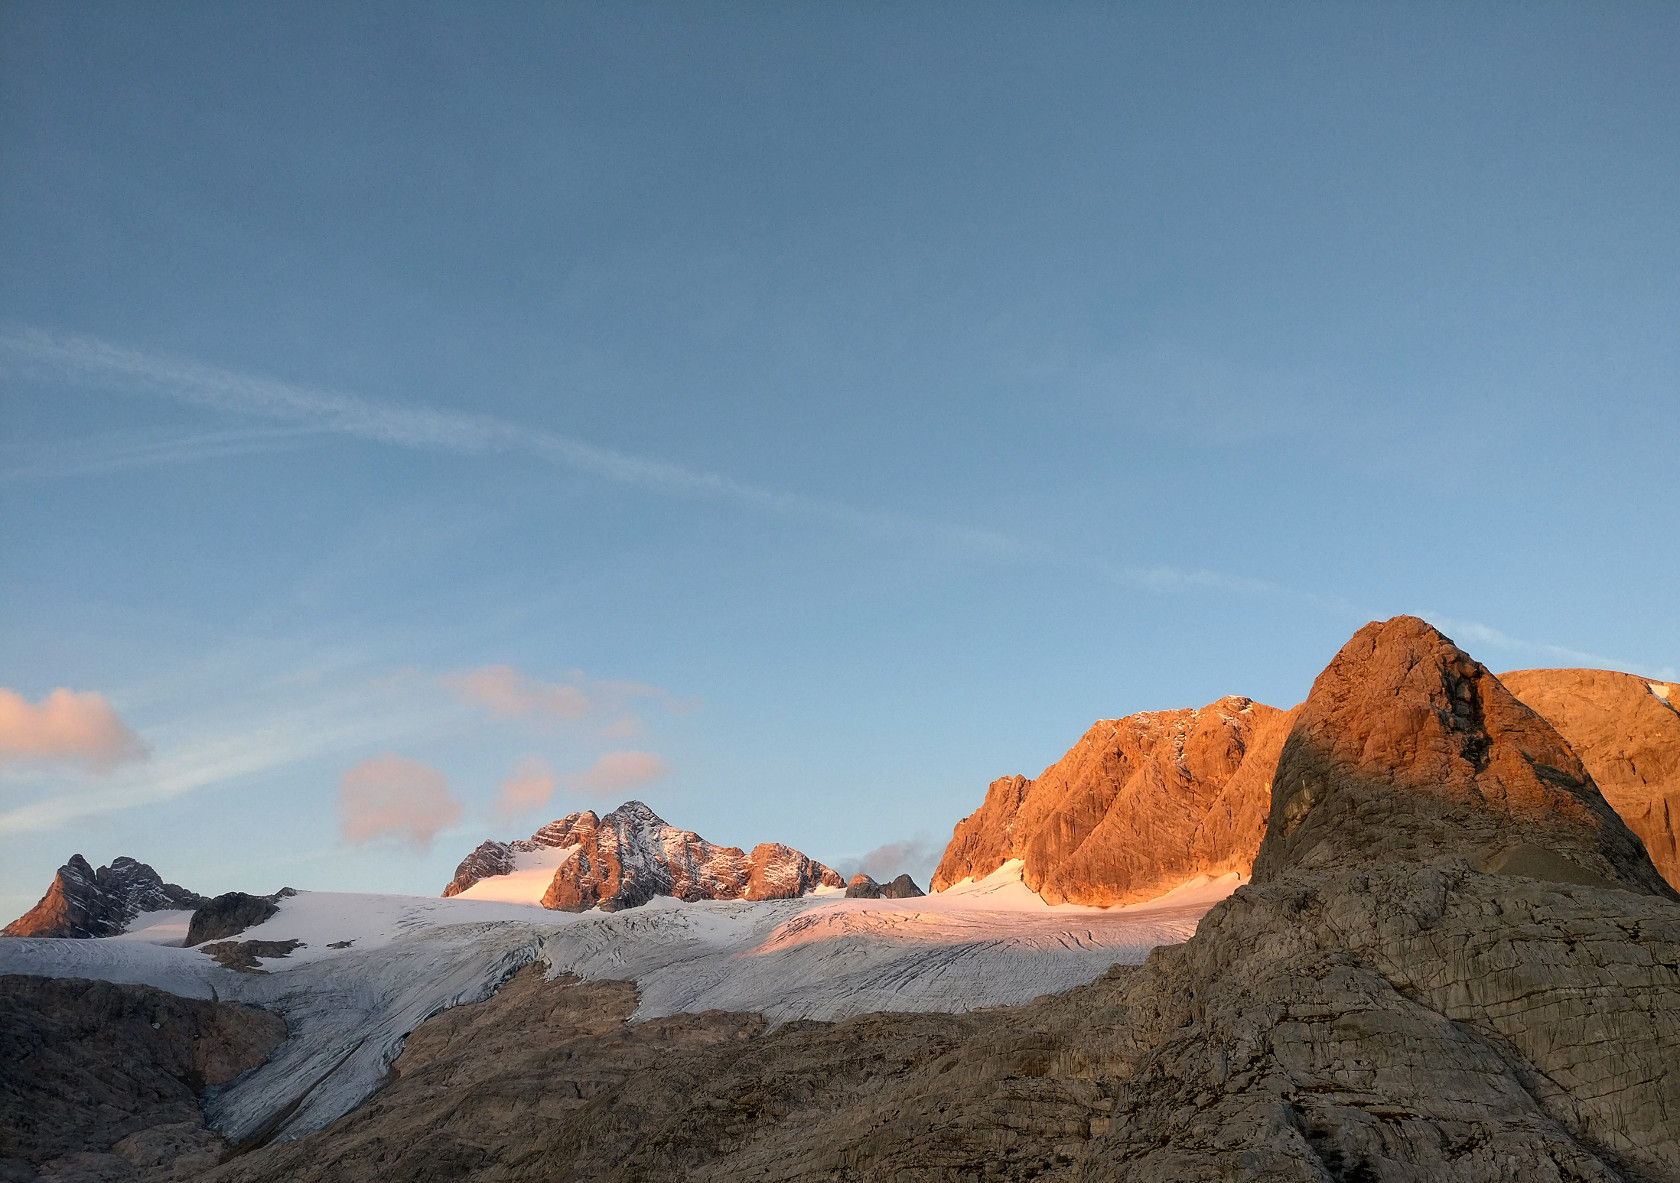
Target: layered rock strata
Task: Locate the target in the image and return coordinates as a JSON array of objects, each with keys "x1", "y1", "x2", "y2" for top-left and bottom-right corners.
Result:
[
  {"x1": 1501, "y1": 666, "x2": 1680, "y2": 890},
  {"x1": 3, "y1": 856, "x2": 203, "y2": 939},
  {"x1": 444, "y1": 800, "x2": 842, "y2": 911},
  {"x1": 933, "y1": 697, "x2": 1293, "y2": 905}
]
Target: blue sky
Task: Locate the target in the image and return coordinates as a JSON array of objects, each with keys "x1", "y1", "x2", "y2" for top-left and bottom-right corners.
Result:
[{"x1": 2, "y1": 2, "x2": 1676, "y2": 917}]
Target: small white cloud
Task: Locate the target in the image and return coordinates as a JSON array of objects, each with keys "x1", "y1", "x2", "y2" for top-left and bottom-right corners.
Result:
[
  {"x1": 495, "y1": 756, "x2": 555, "y2": 820},
  {"x1": 563, "y1": 750, "x2": 669, "y2": 794},
  {"x1": 0, "y1": 687, "x2": 148, "y2": 771},
  {"x1": 339, "y1": 753, "x2": 462, "y2": 848}
]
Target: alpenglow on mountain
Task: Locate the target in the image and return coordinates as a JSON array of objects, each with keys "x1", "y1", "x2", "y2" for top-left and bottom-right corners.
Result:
[{"x1": 443, "y1": 799, "x2": 843, "y2": 911}]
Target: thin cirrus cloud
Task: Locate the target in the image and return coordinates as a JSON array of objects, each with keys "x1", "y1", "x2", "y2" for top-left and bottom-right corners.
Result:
[
  {"x1": 0, "y1": 687, "x2": 149, "y2": 771},
  {"x1": 563, "y1": 750, "x2": 668, "y2": 794},
  {"x1": 440, "y1": 665, "x2": 688, "y2": 735},
  {"x1": 495, "y1": 756, "x2": 555, "y2": 820},
  {"x1": 0, "y1": 325, "x2": 1019, "y2": 556},
  {"x1": 339, "y1": 752, "x2": 463, "y2": 848}
]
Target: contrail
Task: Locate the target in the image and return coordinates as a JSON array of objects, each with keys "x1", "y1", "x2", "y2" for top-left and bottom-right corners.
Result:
[{"x1": 0, "y1": 325, "x2": 1020, "y2": 554}]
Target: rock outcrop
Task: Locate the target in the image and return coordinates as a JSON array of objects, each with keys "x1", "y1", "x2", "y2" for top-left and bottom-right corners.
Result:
[
  {"x1": 1501, "y1": 666, "x2": 1680, "y2": 890},
  {"x1": 444, "y1": 800, "x2": 842, "y2": 912},
  {"x1": 3, "y1": 856, "x2": 203, "y2": 940},
  {"x1": 933, "y1": 697, "x2": 1293, "y2": 905},
  {"x1": 843, "y1": 872, "x2": 926, "y2": 899},
  {"x1": 186, "y1": 891, "x2": 292, "y2": 947}
]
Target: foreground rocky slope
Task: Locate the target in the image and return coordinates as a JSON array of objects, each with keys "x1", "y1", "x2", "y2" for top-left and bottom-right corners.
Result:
[
  {"x1": 933, "y1": 697, "x2": 1293, "y2": 905},
  {"x1": 0, "y1": 975, "x2": 284, "y2": 1181},
  {"x1": 3, "y1": 856, "x2": 203, "y2": 940},
  {"x1": 173, "y1": 616, "x2": 1680, "y2": 1182},
  {"x1": 444, "y1": 800, "x2": 843, "y2": 911},
  {"x1": 1501, "y1": 666, "x2": 1680, "y2": 890}
]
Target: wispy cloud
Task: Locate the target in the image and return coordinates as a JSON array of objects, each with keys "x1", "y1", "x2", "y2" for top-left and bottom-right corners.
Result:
[
  {"x1": 0, "y1": 426, "x2": 321, "y2": 481},
  {"x1": 563, "y1": 749, "x2": 668, "y2": 794},
  {"x1": 440, "y1": 665, "x2": 691, "y2": 740},
  {"x1": 0, "y1": 669, "x2": 453, "y2": 836},
  {"x1": 494, "y1": 756, "x2": 555, "y2": 820},
  {"x1": 1428, "y1": 616, "x2": 1678, "y2": 681},
  {"x1": 338, "y1": 752, "x2": 462, "y2": 848},
  {"x1": 0, "y1": 325, "x2": 1018, "y2": 555},
  {"x1": 0, "y1": 688, "x2": 149, "y2": 771}
]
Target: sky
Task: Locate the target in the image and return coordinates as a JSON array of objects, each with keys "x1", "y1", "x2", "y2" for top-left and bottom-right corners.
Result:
[{"x1": 2, "y1": 2, "x2": 1676, "y2": 918}]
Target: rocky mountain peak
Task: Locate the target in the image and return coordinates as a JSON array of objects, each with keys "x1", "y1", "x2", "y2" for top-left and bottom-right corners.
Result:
[
  {"x1": 445, "y1": 800, "x2": 843, "y2": 911},
  {"x1": 1251, "y1": 615, "x2": 1674, "y2": 897},
  {"x1": 932, "y1": 695, "x2": 1294, "y2": 906},
  {"x1": 3, "y1": 854, "x2": 204, "y2": 939}
]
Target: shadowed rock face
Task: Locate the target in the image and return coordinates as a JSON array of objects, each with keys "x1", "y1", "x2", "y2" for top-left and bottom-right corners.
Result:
[
  {"x1": 0, "y1": 975, "x2": 284, "y2": 1178},
  {"x1": 444, "y1": 800, "x2": 842, "y2": 912},
  {"x1": 933, "y1": 697, "x2": 1293, "y2": 905},
  {"x1": 1253, "y1": 617, "x2": 1674, "y2": 899},
  {"x1": 186, "y1": 893, "x2": 281, "y2": 947},
  {"x1": 3, "y1": 856, "x2": 204, "y2": 940},
  {"x1": 1501, "y1": 666, "x2": 1680, "y2": 891}
]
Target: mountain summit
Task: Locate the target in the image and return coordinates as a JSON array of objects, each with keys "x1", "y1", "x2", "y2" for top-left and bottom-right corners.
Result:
[
  {"x1": 443, "y1": 800, "x2": 842, "y2": 911},
  {"x1": 3, "y1": 855, "x2": 204, "y2": 939},
  {"x1": 1253, "y1": 615, "x2": 1674, "y2": 897}
]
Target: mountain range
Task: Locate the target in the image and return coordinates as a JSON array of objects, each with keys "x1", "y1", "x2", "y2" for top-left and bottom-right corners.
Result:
[{"x1": 3, "y1": 616, "x2": 1679, "y2": 1181}]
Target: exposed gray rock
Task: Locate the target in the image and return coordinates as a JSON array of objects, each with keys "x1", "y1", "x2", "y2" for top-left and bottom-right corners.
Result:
[
  {"x1": 186, "y1": 894, "x2": 280, "y2": 947},
  {"x1": 877, "y1": 873, "x2": 925, "y2": 898},
  {"x1": 199, "y1": 940, "x2": 305, "y2": 973}
]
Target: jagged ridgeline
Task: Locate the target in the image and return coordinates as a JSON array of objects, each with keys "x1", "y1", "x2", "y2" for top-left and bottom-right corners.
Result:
[
  {"x1": 933, "y1": 644, "x2": 1680, "y2": 903},
  {"x1": 442, "y1": 799, "x2": 843, "y2": 910}
]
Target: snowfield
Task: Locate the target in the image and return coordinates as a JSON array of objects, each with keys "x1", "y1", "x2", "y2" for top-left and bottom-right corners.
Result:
[{"x1": 0, "y1": 861, "x2": 1237, "y2": 1144}]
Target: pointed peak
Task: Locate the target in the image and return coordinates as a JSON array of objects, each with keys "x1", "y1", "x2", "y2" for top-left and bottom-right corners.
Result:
[{"x1": 1252, "y1": 616, "x2": 1673, "y2": 897}]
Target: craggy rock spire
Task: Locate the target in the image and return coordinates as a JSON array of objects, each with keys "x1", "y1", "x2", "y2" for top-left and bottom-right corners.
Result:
[
  {"x1": 3, "y1": 855, "x2": 204, "y2": 939},
  {"x1": 1253, "y1": 615, "x2": 1674, "y2": 898}
]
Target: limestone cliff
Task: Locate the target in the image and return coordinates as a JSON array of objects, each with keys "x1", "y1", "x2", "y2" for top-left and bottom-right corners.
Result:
[
  {"x1": 1500, "y1": 666, "x2": 1680, "y2": 890},
  {"x1": 932, "y1": 697, "x2": 1291, "y2": 905}
]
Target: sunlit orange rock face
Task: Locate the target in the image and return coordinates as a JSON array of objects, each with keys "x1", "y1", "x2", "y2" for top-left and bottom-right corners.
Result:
[
  {"x1": 1252, "y1": 616, "x2": 1673, "y2": 897},
  {"x1": 932, "y1": 696, "x2": 1294, "y2": 906},
  {"x1": 1499, "y1": 667, "x2": 1680, "y2": 891}
]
